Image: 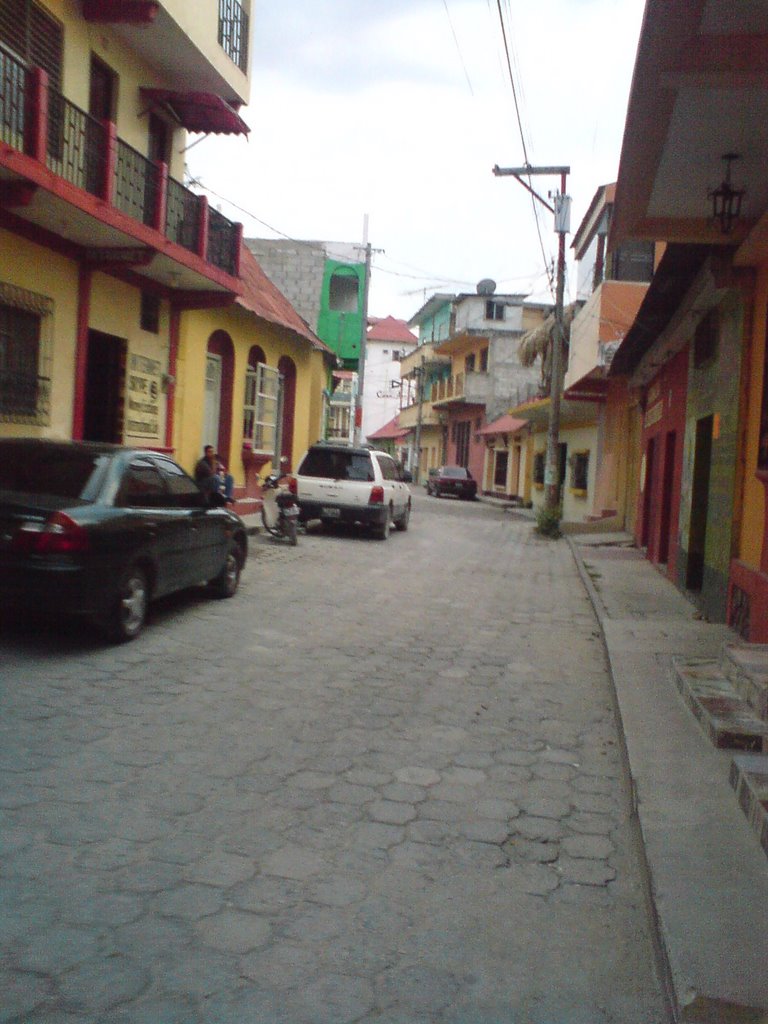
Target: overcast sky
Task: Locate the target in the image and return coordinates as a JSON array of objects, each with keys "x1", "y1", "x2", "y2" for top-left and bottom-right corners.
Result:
[{"x1": 188, "y1": 0, "x2": 646, "y2": 323}]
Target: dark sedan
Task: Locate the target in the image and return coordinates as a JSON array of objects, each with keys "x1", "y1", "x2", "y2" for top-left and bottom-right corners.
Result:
[
  {"x1": 0, "y1": 439, "x2": 248, "y2": 642},
  {"x1": 426, "y1": 465, "x2": 478, "y2": 500}
]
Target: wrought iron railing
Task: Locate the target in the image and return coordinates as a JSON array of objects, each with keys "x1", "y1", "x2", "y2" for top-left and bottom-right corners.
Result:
[
  {"x1": 0, "y1": 43, "x2": 25, "y2": 149},
  {"x1": 208, "y1": 205, "x2": 238, "y2": 275},
  {"x1": 218, "y1": 0, "x2": 249, "y2": 72},
  {"x1": 46, "y1": 88, "x2": 107, "y2": 197},
  {"x1": 166, "y1": 175, "x2": 201, "y2": 254},
  {"x1": 0, "y1": 46, "x2": 241, "y2": 276},
  {"x1": 115, "y1": 138, "x2": 158, "y2": 227}
]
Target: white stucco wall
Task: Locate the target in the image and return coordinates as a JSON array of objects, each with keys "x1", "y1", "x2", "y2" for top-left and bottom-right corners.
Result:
[
  {"x1": 453, "y1": 296, "x2": 525, "y2": 334},
  {"x1": 362, "y1": 339, "x2": 416, "y2": 439}
]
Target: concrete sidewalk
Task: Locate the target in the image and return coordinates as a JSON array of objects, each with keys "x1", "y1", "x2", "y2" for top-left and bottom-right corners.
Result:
[{"x1": 568, "y1": 532, "x2": 768, "y2": 1023}]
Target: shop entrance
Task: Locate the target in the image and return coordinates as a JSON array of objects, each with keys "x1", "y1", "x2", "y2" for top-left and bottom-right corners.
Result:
[{"x1": 82, "y1": 330, "x2": 126, "y2": 443}]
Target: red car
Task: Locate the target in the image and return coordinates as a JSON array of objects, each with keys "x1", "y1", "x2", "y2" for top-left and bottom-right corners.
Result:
[{"x1": 426, "y1": 466, "x2": 478, "y2": 500}]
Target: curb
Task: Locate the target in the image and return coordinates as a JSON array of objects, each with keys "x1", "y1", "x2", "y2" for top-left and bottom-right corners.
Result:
[{"x1": 567, "y1": 535, "x2": 679, "y2": 1023}]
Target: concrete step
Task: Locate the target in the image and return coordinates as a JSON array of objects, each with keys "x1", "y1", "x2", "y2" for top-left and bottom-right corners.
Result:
[
  {"x1": 721, "y1": 642, "x2": 768, "y2": 720},
  {"x1": 672, "y1": 658, "x2": 768, "y2": 752},
  {"x1": 729, "y1": 753, "x2": 768, "y2": 862}
]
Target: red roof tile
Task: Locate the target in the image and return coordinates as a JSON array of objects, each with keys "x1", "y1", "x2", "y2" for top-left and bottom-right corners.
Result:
[
  {"x1": 477, "y1": 415, "x2": 528, "y2": 436},
  {"x1": 236, "y1": 245, "x2": 332, "y2": 353},
  {"x1": 367, "y1": 316, "x2": 417, "y2": 344},
  {"x1": 367, "y1": 414, "x2": 410, "y2": 441}
]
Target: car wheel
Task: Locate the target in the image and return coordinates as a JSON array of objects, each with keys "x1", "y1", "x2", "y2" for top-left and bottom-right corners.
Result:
[
  {"x1": 395, "y1": 502, "x2": 410, "y2": 531},
  {"x1": 106, "y1": 565, "x2": 148, "y2": 643},
  {"x1": 208, "y1": 543, "x2": 243, "y2": 598},
  {"x1": 374, "y1": 508, "x2": 392, "y2": 541}
]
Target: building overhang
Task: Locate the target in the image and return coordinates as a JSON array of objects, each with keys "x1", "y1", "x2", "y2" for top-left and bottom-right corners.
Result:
[
  {"x1": 611, "y1": 0, "x2": 768, "y2": 254},
  {"x1": 433, "y1": 331, "x2": 489, "y2": 356},
  {"x1": 140, "y1": 89, "x2": 249, "y2": 136},
  {"x1": 609, "y1": 244, "x2": 712, "y2": 378},
  {"x1": 82, "y1": 1, "x2": 159, "y2": 23},
  {"x1": 564, "y1": 374, "x2": 608, "y2": 403},
  {"x1": 477, "y1": 415, "x2": 528, "y2": 438},
  {"x1": 507, "y1": 397, "x2": 598, "y2": 430}
]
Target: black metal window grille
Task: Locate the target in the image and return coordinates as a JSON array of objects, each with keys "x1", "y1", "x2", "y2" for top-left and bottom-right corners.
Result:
[
  {"x1": 533, "y1": 451, "x2": 545, "y2": 485},
  {"x1": 0, "y1": 282, "x2": 52, "y2": 424},
  {"x1": 218, "y1": 0, "x2": 249, "y2": 72}
]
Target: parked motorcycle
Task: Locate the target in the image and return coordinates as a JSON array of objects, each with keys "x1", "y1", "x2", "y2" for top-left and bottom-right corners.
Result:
[{"x1": 261, "y1": 459, "x2": 300, "y2": 546}]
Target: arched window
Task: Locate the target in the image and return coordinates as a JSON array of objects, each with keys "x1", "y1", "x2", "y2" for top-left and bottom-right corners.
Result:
[
  {"x1": 328, "y1": 268, "x2": 359, "y2": 312},
  {"x1": 243, "y1": 346, "x2": 279, "y2": 454}
]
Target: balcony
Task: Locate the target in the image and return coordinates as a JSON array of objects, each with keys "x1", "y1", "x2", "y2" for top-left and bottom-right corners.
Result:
[
  {"x1": 400, "y1": 341, "x2": 450, "y2": 378},
  {"x1": 397, "y1": 402, "x2": 444, "y2": 430},
  {"x1": 0, "y1": 46, "x2": 241, "y2": 291},
  {"x1": 431, "y1": 370, "x2": 490, "y2": 408},
  {"x1": 82, "y1": 2, "x2": 250, "y2": 103},
  {"x1": 564, "y1": 279, "x2": 648, "y2": 400}
]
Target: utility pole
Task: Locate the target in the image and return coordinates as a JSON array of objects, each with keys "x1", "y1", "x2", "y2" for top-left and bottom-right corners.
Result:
[
  {"x1": 493, "y1": 163, "x2": 571, "y2": 511},
  {"x1": 413, "y1": 353, "x2": 426, "y2": 484},
  {"x1": 354, "y1": 216, "x2": 372, "y2": 446}
]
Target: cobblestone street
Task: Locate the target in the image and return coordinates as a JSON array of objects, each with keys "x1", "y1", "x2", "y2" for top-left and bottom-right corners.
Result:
[{"x1": 0, "y1": 493, "x2": 666, "y2": 1023}]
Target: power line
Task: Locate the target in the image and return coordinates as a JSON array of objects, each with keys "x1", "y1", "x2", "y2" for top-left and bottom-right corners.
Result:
[{"x1": 441, "y1": 0, "x2": 474, "y2": 96}]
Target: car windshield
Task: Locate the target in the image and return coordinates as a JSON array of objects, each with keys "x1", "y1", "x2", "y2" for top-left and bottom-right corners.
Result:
[
  {"x1": 300, "y1": 449, "x2": 374, "y2": 482},
  {"x1": 0, "y1": 447, "x2": 109, "y2": 501},
  {"x1": 442, "y1": 467, "x2": 469, "y2": 479}
]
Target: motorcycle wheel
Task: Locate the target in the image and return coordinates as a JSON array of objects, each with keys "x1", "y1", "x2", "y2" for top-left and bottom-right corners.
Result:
[
  {"x1": 261, "y1": 508, "x2": 282, "y2": 538},
  {"x1": 285, "y1": 519, "x2": 298, "y2": 546}
]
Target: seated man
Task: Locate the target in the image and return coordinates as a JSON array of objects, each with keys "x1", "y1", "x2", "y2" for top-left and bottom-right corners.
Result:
[{"x1": 195, "y1": 445, "x2": 234, "y2": 504}]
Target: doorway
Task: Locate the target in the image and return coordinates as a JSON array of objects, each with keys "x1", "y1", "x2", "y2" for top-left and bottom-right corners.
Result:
[
  {"x1": 82, "y1": 330, "x2": 126, "y2": 442},
  {"x1": 86, "y1": 55, "x2": 116, "y2": 196},
  {"x1": 658, "y1": 430, "x2": 676, "y2": 565},
  {"x1": 641, "y1": 437, "x2": 656, "y2": 549},
  {"x1": 686, "y1": 415, "x2": 713, "y2": 591},
  {"x1": 203, "y1": 354, "x2": 222, "y2": 452}
]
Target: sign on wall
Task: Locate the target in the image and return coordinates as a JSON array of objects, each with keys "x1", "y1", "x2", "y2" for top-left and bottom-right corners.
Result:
[{"x1": 126, "y1": 353, "x2": 161, "y2": 438}]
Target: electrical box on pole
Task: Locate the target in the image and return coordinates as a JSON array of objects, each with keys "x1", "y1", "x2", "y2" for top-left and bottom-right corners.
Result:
[{"x1": 554, "y1": 194, "x2": 571, "y2": 234}]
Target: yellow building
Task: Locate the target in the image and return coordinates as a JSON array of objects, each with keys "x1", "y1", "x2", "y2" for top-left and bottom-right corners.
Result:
[
  {"x1": 174, "y1": 247, "x2": 333, "y2": 510},
  {"x1": 0, "y1": 1, "x2": 331, "y2": 504},
  {"x1": 398, "y1": 341, "x2": 450, "y2": 483}
]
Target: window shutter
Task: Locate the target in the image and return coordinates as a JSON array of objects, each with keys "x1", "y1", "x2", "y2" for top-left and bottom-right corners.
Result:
[{"x1": 0, "y1": 0, "x2": 62, "y2": 91}]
